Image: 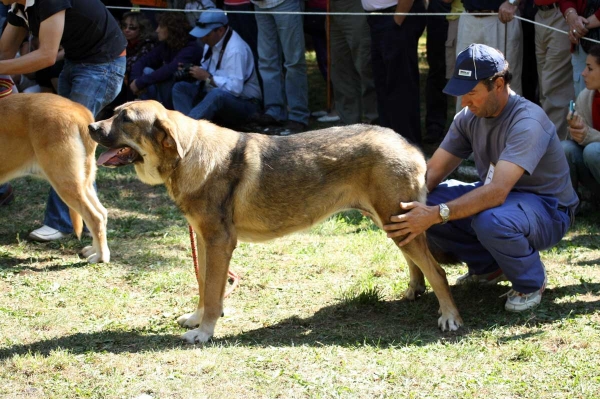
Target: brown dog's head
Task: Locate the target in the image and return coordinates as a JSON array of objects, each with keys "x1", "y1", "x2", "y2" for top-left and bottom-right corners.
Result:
[{"x1": 89, "y1": 100, "x2": 184, "y2": 185}]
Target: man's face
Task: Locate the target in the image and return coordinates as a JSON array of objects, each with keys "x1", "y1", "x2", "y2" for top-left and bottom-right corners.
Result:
[
  {"x1": 460, "y1": 80, "x2": 502, "y2": 118},
  {"x1": 201, "y1": 27, "x2": 223, "y2": 47}
]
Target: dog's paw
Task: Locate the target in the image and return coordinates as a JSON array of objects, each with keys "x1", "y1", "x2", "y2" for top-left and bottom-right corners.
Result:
[
  {"x1": 181, "y1": 328, "x2": 212, "y2": 344},
  {"x1": 404, "y1": 283, "x2": 426, "y2": 301},
  {"x1": 438, "y1": 313, "x2": 463, "y2": 332},
  {"x1": 177, "y1": 309, "x2": 203, "y2": 328},
  {"x1": 82, "y1": 246, "x2": 110, "y2": 264}
]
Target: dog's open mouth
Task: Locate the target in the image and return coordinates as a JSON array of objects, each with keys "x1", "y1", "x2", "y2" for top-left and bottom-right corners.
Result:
[{"x1": 97, "y1": 147, "x2": 140, "y2": 168}]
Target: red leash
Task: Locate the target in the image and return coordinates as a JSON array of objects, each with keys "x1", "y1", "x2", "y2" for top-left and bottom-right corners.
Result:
[{"x1": 188, "y1": 225, "x2": 239, "y2": 298}]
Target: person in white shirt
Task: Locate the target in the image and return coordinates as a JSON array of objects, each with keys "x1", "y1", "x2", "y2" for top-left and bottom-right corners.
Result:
[{"x1": 171, "y1": 9, "x2": 261, "y2": 127}]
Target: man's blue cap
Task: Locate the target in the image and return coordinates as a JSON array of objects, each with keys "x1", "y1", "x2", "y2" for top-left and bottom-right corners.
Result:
[
  {"x1": 443, "y1": 44, "x2": 507, "y2": 96},
  {"x1": 189, "y1": 9, "x2": 228, "y2": 38}
]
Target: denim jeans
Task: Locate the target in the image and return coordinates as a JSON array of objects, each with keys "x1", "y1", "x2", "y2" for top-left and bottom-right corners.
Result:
[
  {"x1": 571, "y1": 47, "x2": 588, "y2": 98},
  {"x1": 426, "y1": 180, "x2": 571, "y2": 293},
  {"x1": 562, "y1": 139, "x2": 600, "y2": 193},
  {"x1": 0, "y1": 183, "x2": 9, "y2": 196},
  {"x1": 172, "y1": 82, "x2": 260, "y2": 125},
  {"x1": 254, "y1": 0, "x2": 309, "y2": 125},
  {"x1": 139, "y1": 67, "x2": 176, "y2": 110},
  {"x1": 44, "y1": 56, "x2": 126, "y2": 233}
]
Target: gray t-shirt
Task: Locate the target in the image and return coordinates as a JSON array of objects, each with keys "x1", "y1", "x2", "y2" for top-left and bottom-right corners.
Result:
[{"x1": 441, "y1": 93, "x2": 579, "y2": 212}]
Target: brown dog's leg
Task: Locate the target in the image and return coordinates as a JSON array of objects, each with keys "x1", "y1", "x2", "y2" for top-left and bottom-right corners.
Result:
[
  {"x1": 397, "y1": 233, "x2": 462, "y2": 331},
  {"x1": 177, "y1": 230, "x2": 206, "y2": 329},
  {"x1": 181, "y1": 220, "x2": 237, "y2": 344},
  {"x1": 404, "y1": 258, "x2": 426, "y2": 300}
]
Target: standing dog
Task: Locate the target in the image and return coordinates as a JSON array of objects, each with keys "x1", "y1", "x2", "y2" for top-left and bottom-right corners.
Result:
[
  {"x1": 90, "y1": 100, "x2": 462, "y2": 344},
  {"x1": 0, "y1": 93, "x2": 110, "y2": 263}
]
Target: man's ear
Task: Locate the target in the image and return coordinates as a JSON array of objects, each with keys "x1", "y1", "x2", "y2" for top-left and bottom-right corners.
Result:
[{"x1": 153, "y1": 117, "x2": 184, "y2": 159}]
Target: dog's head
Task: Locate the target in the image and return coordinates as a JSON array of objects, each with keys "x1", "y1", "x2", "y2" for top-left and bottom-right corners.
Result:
[{"x1": 89, "y1": 100, "x2": 184, "y2": 185}]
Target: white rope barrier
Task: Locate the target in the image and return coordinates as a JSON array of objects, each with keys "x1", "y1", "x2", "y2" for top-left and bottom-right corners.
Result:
[{"x1": 106, "y1": 6, "x2": 600, "y2": 46}]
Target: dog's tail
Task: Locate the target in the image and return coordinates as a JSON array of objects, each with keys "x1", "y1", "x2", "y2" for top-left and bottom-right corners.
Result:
[{"x1": 69, "y1": 208, "x2": 83, "y2": 240}]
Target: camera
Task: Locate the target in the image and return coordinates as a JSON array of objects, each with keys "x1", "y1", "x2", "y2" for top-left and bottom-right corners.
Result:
[{"x1": 173, "y1": 63, "x2": 196, "y2": 82}]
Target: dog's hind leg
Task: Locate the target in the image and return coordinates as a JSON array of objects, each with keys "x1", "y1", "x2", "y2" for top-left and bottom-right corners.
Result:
[
  {"x1": 396, "y1": 233, "x2": 462, "y2": 331},
  {"x1": 79, "y1": 186, "x2": 110, "y2": 263}
]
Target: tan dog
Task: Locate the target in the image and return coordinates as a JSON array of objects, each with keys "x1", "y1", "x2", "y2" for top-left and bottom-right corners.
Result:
[
  {"x1": 90, "y1": 100, "x2": 462, "y2": 343},
  {"x1": 0, "y1": 93, "x2": 109, "y2": 263}
]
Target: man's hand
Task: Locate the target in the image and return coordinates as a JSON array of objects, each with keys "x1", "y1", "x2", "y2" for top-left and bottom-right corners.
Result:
[
  {"x1": 566, "y1": 9, "x2": 589, "y2": 44},
  {"x1": 498, "y1": 1, "x2": 517, "y2": 24},
  {"x1": 383, "y1": 201, "x2": 441, "y2": 246},
  {"x1": 189, "y1": 65, "x2": 210, "y2": 81},
  {"x1": 394, "y1": 0, "x2": 415, "y2": 26}
]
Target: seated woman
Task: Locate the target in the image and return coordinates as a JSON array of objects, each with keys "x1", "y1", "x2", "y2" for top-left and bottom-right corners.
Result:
[
  {"x1": 562, "y1": 44, "x2": 600, "y2": 207},
  {"x1": 129, "y1": 11, "x2": 202, "y2": 109},
  {"x1": 121, "y1": 11, "x2": 156, "y2": 102}
]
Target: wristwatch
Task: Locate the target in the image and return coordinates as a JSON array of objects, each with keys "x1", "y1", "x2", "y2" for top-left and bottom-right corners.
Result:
[
  {"x1": 439, "y1": 203, "x2": 450, "y2": 224},
  {"x1": 205, "y1": 74, "x2": 212, "y2": 86},
  {"x1": 508, "y1": 0, "x2": 519, "y2": 5}
]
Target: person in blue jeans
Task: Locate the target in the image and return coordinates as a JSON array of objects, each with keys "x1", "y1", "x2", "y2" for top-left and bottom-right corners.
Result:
[
  {"x1": 171, "y1": 10, "x2": 262, "y2": 127},
  {"x1": 562, "y1": 45, "x2": 600, "y2": 208},
  {"x1": 0, "y1": 0, "x2": 126, "y2": 242},
  {"x1": 384, "y1": 44, "x2": 579, "y2": 313}
]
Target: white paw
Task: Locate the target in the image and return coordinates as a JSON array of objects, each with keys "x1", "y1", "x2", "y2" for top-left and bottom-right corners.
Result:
[
  {"x1": 83, "y1": 247, "x2": 110, "y2": 264},
  {"x1": 438, "y1": 314, "x2": 463, "y2": 332},
  {"x1": 177, "y1": 309, "x2": 203, "y2": 328},
  {"x1": 181, "y1": 328, "x2": 212, "y2": 344}
]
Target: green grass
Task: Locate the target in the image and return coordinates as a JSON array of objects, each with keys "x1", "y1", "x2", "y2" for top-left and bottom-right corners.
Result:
[{"x1": 0, "y1": 45, "x2": 599, "y2": 398}]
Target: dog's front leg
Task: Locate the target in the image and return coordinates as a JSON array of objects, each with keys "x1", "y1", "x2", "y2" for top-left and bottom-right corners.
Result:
[
  {"x1": 181, "y1": 226, "x2": 236, "y2": 344},
  {"x1": 177, "y1": 231, "x2": 206, "y2": 329}
]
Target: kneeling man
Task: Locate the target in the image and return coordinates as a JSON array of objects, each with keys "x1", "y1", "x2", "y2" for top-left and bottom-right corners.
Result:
[
  {"x1": 384, "y1": 44, "x2": 579, "y2": 312},
  {"x1": 172, "y1": 9, "x2": 261, "y2": 127}
]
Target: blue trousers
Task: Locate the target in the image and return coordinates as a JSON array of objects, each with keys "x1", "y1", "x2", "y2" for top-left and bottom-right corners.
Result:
[
  {"x1": 172, "y1": 83, "x2": 260, "y2": 125},
  {"x1": 44, "y1": 57, "x2": 126, "y2": 233},
  {"x1": 561, "y1": 139, "x2": 600, "y2": 194},
  {"x1": 426, "y1": 180, "x2": 571, "y2": 293}
]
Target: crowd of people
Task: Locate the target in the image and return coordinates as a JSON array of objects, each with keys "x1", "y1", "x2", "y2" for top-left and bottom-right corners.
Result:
[{"x1": 0, "y1": 0, "x2": 599, "y2": 313}]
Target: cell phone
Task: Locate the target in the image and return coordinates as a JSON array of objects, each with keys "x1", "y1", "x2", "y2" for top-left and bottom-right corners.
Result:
[{"x1": 569, "y1": 100, "x2": 576, "y2": 119}]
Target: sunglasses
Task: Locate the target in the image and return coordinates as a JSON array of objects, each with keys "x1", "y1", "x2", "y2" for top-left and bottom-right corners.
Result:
[{"x1": 121, "y1": 24, "x2": 139, "y2": 31}]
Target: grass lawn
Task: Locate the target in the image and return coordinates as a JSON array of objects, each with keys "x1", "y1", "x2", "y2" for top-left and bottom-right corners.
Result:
[{"x1": 0, "y1": 41, "x2": 599, "y2": 398}]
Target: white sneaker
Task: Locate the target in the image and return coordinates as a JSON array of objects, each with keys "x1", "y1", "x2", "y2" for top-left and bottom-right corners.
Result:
[
  {"x1": 317, "y1": 114, "x2": 341, "y2": 123},
  {"x1": 29, "y1": 225, "x2": 70, "y2": 242},
  {"x1": 311, "y1": 110, "x2": 328, "y2": 117},
  {"x1": 504, "y1": 265, "x2": 547, "y2": 312}
]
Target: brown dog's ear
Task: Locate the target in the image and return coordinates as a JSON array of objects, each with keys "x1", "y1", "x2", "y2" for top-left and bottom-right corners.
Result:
[{"x1": 153, "y1": 117, "x2": 184, "y2": 159}]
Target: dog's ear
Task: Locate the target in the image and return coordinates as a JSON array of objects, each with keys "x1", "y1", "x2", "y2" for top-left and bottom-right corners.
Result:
[{"x1": 153, "y1": 116, "x2": 184, "y2": 159}]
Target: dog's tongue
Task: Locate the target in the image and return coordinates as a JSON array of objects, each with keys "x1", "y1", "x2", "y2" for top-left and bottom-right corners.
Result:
[{"x1": 97, "y1": 147, "x2": 137, "y2": 167}]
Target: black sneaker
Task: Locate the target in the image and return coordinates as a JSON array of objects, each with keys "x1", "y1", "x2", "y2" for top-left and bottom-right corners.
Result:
[{"x1": 280, "y1": 121, "x2": 307, "y2": 136}]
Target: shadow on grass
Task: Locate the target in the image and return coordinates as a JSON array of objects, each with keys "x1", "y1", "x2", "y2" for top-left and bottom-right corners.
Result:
[{"x1": 1, "y1": 282, "x2": 597, "y2": 360}]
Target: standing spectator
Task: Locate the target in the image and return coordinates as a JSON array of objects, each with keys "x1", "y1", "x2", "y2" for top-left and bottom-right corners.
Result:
[
  {"x1": 535, "y1": 0, "x2": 574, "y2": 140},
  {"x1": 329, "y1": 0, "x2": 377, "y2": 125},
  {"x1": 559, "y1": 0, "x2": 600, "y2": 97},
  {"x1": 171, "y1": 10, "x2": 261, "y2": 126},
  {"x1": 457, "y1": 0, "x2": 523, "y2": 99},
  {"x1": 520, "y1": 0, "x2": 539, "y2": 104},
  {"x1": 224, "y1": 0, "x2": 260, "y2": 84},
  {"x1": 129, "y1": 12, "x2": 203, "y2": 109},
  {"x1": 562, "y1": 45, "x2": 600, "y2": 203},
  {"x1": 445, "y1": 0, "x2": 464, "y2": 112},
  {"x1": 362, "y1": 0, "x2": 427, "y2": 146},
  {"x1": 251, "y1": 0, "x2": 310, "y2": 134},
  {"x1": 182, "y1": 0, "x2": 216, "y2": 27},
  {"x1": 423, "y1": 0, "x2": 452, "y2": 145},
  {"x1": 0, "y1": 0, "x2": 126, "y2": 242}
]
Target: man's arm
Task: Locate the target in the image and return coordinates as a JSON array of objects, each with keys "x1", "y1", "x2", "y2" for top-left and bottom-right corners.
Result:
[
  {"x1": 394, "y1": 0, "x2": 415, "y2": 26},
  {"x1": 0, "y1": 23, "x2": 27, "y2": 61},
  {"x1": 384, "y1": 160, "x2": 525, "y2": 245},
  {"x1": 0, "y1": 10, "x2": 64, "y2": 75},
  {"x1": 425, "y1": 147, "x2": 463, "y2": 192}
]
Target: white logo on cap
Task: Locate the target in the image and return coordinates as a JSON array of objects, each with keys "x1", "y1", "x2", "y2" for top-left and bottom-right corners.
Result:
[{"x1": 458, "y1": 69, "x2": 472, "y2": 77}]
